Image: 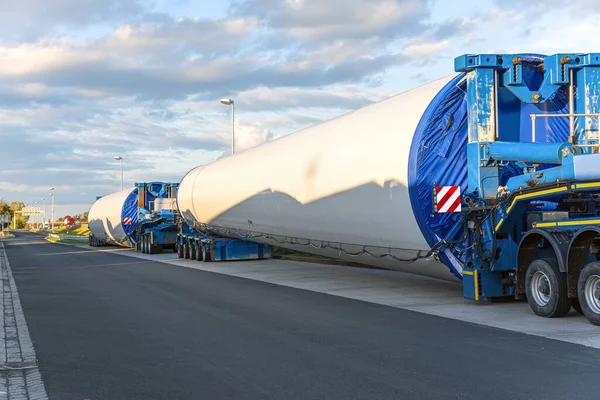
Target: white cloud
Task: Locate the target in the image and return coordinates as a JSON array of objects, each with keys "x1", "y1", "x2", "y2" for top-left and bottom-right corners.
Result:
[
  {"x1": 279, "y1": 0, "x2": 426, "y2": 40},
  {"x1": 0, "y1": 182, "x2": 28, "y2": 192},
  {"x1": 16, "y1": 83, "x2": 48, "y2": 97},
  {"x1": 401, "y1": 40, "x2": 450, "y2": 58}
]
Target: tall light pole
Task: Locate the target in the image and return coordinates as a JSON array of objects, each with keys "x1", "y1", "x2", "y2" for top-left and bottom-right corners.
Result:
[
  {"x1": 34, "y1": 201, "x2": 38, "y2": 229},
  {"x1": 220, "y1": 98, "x2": 235, "y2": 154},
  {"x1": 49, "y1": 188, "x2": 55, "y2": 232},
  {"x1": 114, "y1": 156, "x2": 123, "y2": 190},
  {"x1": 41, "y1": 197, "x2": 46, "y2": 230}
]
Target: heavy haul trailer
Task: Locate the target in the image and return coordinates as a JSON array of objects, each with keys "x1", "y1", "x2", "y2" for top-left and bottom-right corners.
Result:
[
  {"x1": 172, "y1": 189, "x2": 272, "y2": 262},
  {"x1": 176, "y1": 52, "x2": 600, "y2": 326},
  {"x1": 88, "y1": 181, "x2": 173, "y2": 248},
  {"x1": 134, "y1": 182, "x2": 180, "y2": 254},
  {"x1": 175, "y1": 230, "x2": 271, "y2": 262}
]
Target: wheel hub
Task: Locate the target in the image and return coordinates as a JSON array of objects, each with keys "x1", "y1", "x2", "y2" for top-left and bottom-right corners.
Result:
[
  {"x1": 531, "y1": 271, "x2": 551, "y2": 306},
  {"x1": 585, "y1": 274, "x2": 600, "y2": 314}
]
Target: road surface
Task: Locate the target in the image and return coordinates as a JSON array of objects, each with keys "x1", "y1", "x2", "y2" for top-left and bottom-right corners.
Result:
[{"x1": 3, "y1": 231, "x2": 600, "y2": 400}]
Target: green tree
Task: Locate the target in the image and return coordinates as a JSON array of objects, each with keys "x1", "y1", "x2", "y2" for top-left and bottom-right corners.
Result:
[
  {"x1": 9, "y1": 202, "x2": 29, "y2": 229},
  {"x1": 0, "y1": 199, "x2": 10, "y2": 230},
  {"x1": 79, "y1": 211, "x2": 89, "y2": 223}
]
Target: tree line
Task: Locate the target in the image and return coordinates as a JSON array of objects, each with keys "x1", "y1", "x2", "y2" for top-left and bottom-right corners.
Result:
[
  {"x1": 0, "y1": 199, "x2": 30, "y2": 229},
  {"x1": 0, "y1": 199, "x2": 89, "y2": 230}
]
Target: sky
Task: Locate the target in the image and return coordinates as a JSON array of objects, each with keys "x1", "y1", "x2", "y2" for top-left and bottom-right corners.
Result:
[{"x1": 0, "y1": 0, "x2": 598, "y2": 219}]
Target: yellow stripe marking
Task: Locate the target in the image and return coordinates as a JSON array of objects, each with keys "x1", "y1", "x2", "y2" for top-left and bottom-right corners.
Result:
[
  {"x1": 463, "y1": 270, "x2": 474, "y2": 276},
  {"x1": 536, "y1": 222, "x2": 558, "y2": 228},
  {"x1": 537, "y1": 219, "x2": 600, "y2": 228},
  {"x1": 495, "y1": 218, "x2": 504, "y2": 232},
  {"x1": 557, "y1": 219, "x2": 600, "y2": 227},
  {"x1": 506, "y1": 187, "x2": 568, "y2": 214},
  {"x1": 474, "y1": 270, "x2": 479, "y2": 301},
  {"x1": 575, "y1": 182, "x2": 600, "y2": 189}
]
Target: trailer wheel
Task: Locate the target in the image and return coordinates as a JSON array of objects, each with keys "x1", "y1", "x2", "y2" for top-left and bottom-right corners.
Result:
[
  {"x1": 525, "y1": 258, "x2": 571, "y2": 318},
  {"x1": 195, "y1": 242, "x2": 203, "y2": 261},
  {"x1": 201, "y1": 245, "x2": 212, "y2": 262},
  {"x1": 141, "y1": 236, "x2": 147, "y2": 254},
  {"x1": 177, "y1": 242, "x2": 184, "y2": 259},
  {"x1": 183, "y1": 241, "x2": 190, "y2": 259},
  {"x1": 189, "y1": 240, "x2": 196, "y2": 260},
  {"x1": 577, "y1": 262, "x2": 600, "y2": 326}
]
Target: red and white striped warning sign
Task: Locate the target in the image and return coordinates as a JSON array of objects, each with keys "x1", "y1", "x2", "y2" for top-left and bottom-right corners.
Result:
[
  {"x1": 435, "y1": 186, "x2": 462, "y2": 213},
  {"x1": 123, "y1": 217, "x2": 132, "y2": 225}
]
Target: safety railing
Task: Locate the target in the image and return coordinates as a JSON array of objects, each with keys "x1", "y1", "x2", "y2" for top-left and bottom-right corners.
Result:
[{"x1": 530, "y1": 113, "x2": 600, "y2": 143}]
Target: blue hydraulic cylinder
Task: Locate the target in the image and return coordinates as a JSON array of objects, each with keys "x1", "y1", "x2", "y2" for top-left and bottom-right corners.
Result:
[{"x1": 487, "y1": 142, "x2": 571, "y2": 164}]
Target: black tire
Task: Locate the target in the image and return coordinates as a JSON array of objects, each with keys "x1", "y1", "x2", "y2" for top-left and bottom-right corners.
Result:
[
  {"x1": 177, "y1": 242, "x2": 184, "y2": 259},
  {"x1": 525, "y1": 258, "x2": 571, "y2": 318},
  {"x1": 201, "y1": 244, "x2": 211, "y2": 262},
  {"x1": 572, "y1": 297, "x2": 584, "y2": 315},
  {"x1": 142, "y1": 236, "x2": 147, "y2": 254},
  {"x1": 577, "y1": 262, "x2": 600, "y2": 326},
  {"x1": 195, "y1": 243, "x2": 203, "y2": 261},
  {"x1": 183, "y1": 242, "x2": 190, "y2": 259},
  {"x1": 189, "y1": 241, "x2": 196, "y2": 260}
]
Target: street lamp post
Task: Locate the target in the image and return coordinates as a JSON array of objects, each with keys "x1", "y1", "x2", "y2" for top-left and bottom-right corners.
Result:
[
  {"x1": 41, "y1": 197, "x2": 46, "y2": 230},
  {"x1": 34, "y1": 201, "x2": 38, "y2": 229},
  {"x1": 114, "y1": 156, "x2": 123, "y2": 190},
  {"x1": 220, "y1": 98, "x2": 235, "y2": 154},
  {"x1": 49, "y1": 188, "x2": 55, "y2": 232}
]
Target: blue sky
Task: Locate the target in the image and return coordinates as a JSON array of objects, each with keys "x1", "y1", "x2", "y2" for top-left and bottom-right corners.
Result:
[{"x1": 0, "y1": 0, "x2": 597, "y2": 218}]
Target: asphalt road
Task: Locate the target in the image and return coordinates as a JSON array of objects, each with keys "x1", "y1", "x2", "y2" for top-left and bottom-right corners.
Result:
[{"x1": 4, "y1": 231, "x2": 600, "y2": 400}]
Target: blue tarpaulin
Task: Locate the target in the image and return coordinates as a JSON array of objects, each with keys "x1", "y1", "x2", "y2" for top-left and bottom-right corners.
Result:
[{"x1": 122, "y1": 188, "x2": 139, "y2": 245}]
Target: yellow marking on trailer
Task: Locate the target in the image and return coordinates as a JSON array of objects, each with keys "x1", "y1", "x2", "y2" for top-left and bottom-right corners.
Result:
[
  {"x1": 556, "y1": 219, "x2": 600, "y2": 227},
  {"x1": 575, "y1": 182, "x2": 600, "y2": 190},
  {"x1": 463, "y1": 270, "x2": 474, "y2": 276},
  {"x1": 536, "y1": 219, "x2": 600, "y2": 228},
  {"x1": 536, "y1": 222, "x2": 558, "y2": 228},
  {"x1": 474, "y1": 269, "x2": 480, "y2": 301},
  {"x1": 506, "y1": 187, "x2": 568, "y2": 214},
  {"x1": 494, "y1": 218, "x2": 504, "y2": 232}
]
